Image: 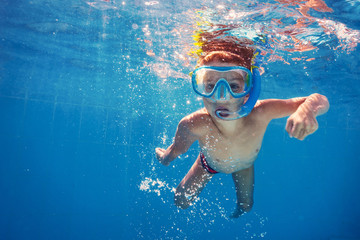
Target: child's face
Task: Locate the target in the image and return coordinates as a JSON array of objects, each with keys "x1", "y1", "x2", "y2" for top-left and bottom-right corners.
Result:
[{"x1": 200, "y1": 61, "x2": 248, "y2": 119}]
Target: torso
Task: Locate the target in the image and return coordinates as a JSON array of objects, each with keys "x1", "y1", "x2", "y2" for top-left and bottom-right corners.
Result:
[{"x1": 192, "y1": 105, "x2": 269, "y2": 174}]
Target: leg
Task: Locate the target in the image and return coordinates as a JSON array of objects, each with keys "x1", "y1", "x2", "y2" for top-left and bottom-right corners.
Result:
[
  {"x1": 231, "y1": 165, "x2": 255, "y2": 218},
  {"x1": 174, "y1": 154, "x2": 214, "y2": 209}
]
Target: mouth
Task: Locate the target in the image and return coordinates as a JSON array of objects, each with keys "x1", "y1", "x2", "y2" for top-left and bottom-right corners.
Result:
[{"x1": 215, "y1": 107, "x2": 230, "y2": 118}]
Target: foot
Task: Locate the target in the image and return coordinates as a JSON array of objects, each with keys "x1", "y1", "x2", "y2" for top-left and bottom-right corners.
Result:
[{"x1": 230, "y1": 206, "x2": 245, "y2": 218}]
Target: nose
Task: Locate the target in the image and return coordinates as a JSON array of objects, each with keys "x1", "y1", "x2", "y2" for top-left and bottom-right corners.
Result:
[
  {"x1": 214, "y1": 83, "x2": 230, "y2": 101},
  {"x1": 218, "y1": 84, "x2": 226, "y2": 99}
]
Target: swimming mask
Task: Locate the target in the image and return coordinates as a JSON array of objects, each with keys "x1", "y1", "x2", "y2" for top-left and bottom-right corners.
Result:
[
  {"x1": 191, "y1": 66, "x2": 261, "y2": 120},
  {"x1": 192, "y1": 66, "x2": 252, "y2": 100}
]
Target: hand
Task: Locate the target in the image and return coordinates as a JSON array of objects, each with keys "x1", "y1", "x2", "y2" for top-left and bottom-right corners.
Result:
[
  {"x1": 286, "y1": 107, "x2": 318, "y2": 141},
  {"x1": 155, "y1": 148, "x2": 170, "y2": 166}
]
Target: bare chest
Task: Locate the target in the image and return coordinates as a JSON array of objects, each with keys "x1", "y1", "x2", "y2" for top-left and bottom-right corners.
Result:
[{"x1": 199, "y1": 122, "x2": 266, "y2": 173}]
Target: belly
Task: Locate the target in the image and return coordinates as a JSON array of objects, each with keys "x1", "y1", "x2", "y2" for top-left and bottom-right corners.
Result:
[
  {"x1": 201, "y1": 149, "x2": 258, "y2": 174},
  {"x1": 199, "y1": 130, "x2": 264, "y2": 174}
]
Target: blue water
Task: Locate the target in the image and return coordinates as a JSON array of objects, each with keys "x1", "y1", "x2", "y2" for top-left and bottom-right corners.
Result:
[{"x1": 1, "y1": 0, "x2": 360, "y2": 239}]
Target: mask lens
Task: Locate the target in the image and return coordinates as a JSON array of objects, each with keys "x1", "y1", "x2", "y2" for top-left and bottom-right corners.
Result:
[
  {"x1": 193, "y1": 67, "x2": 251, "y2": 98},
  {"x1": 204, "y1": 82, "x2": 215, "y2": 93},
  {"x1": 227, "y1": 71, "x2": 247, "y2": 93}
]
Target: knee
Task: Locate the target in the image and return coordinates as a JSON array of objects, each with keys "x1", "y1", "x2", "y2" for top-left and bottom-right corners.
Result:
[
  {"x1": 239, "y1": 201, "x2": 254, "y2": 213},
  {"x1": 231, "y1": 201, "x2": 254, "y2": 218},
  {"x1": 174, "y1": 194, "x2": 190, "y2": 209}
]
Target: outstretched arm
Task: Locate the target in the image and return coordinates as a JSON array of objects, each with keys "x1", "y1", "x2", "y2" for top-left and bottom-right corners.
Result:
[
  {"x1": 259, "y1": 93, "x2": 329, "y2": 140},
  {"x1": 155, "y1": 116, "x2": 198, "y2": 166}
]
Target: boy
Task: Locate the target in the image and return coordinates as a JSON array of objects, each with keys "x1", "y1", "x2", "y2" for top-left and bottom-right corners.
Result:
[{"x1": 155, "y1": 48, "x2": 329, "y2": 218}]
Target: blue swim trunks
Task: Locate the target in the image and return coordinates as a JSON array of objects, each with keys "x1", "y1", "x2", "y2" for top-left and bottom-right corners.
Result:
[{"x1": 200, "y1": 152, "x2": 219, "y2": 174}]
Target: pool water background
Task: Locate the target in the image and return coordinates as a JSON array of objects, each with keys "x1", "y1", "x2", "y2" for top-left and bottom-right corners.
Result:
[{"x1": 0, "y1": 0, "x2": 360, "y2": 239}]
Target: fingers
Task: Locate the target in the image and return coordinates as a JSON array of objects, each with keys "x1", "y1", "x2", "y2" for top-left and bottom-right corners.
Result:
[
  {"x1": 155, "y1": 148, "x2": 165, "y2": 155},
  {"x1": 155, "y1": 148, "x2": 170, "y2": 166},
  {"x1": 286, "y1": 118, "x2": 303, "y2": 138},
  {"x1": 285, "y1": 119, "x2": 294, "y2": 137},
  {"x1": 292, "y1": 121, "x2": 303, "y2": 139},
  {"x1": 286, "y1": 117, "x2": 318, "y2": 140},
  {"x1": 297, "y1": 129, "x2": 306, "y2": 140},
  {"x1": 155, "y1": 148, "x2": 162, "y2": 160}
]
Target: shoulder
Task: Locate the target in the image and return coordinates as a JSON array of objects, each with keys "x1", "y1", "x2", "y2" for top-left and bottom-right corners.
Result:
[{"x1": 178, "y1": 108, "x2": 211, "y2": 136}]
